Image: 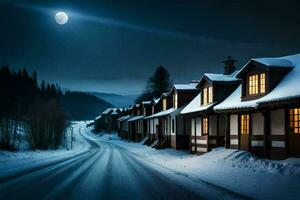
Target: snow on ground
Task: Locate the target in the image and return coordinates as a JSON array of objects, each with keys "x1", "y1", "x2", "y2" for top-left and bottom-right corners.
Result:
[
  {"x1": 0, "y1": 121, "x2": 91, "y2": 177},
  {"x1": 91, "y1": 132, "x2": 300, "y2": 200}
]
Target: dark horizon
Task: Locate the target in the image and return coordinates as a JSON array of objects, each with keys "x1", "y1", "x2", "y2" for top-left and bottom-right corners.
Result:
[{"x1": 1, "y1": 0, "x2": 300, "y2": 95}]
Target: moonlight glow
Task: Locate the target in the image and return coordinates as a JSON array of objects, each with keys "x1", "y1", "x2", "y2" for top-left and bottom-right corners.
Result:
[{"x1": 55, "y1": 11, "x2": 68, "y2": 25}]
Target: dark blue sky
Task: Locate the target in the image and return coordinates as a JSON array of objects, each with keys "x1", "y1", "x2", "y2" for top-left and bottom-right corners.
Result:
[{"x1": 0, "y1": 0, "x2": 299, "y2": 95}]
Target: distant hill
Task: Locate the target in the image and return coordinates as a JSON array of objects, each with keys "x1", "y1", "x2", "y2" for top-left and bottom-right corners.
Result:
[
  {"x1": 60, "y1": 91, "x2": 114, "y2": 120},
  {"x1": 89, "y1": 92, "x2": 137, "y2": 108}
]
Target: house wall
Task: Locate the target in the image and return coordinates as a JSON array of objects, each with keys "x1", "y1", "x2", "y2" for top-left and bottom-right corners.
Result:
[
  {"x1": 230, "y1": 114, "x2": 239, "y2": 148},
  {"x1": 251, "y1": 112, "x2": 265, "y2": 156},
  {"x1": 270, "y1": 109, "x2": 286, "y2": 159},
  {"x1": 209, "y1": 115, "x2": 217, "y2": 136}
]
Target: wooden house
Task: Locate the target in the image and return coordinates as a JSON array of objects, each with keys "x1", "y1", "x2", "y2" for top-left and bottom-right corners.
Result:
[
  {"x1": 146, "y1": 98, "x2": 162, "y2": 146},
  {"x1": 181, "y1": 57, "x2": 240, "y2": 154},
  {"x1": 145, "y1": 83, "x2": 198, "y2": 149},
  {"x1": 214, "y1": 53, "x2": 300, "y2": 159},
  {"x1": 118, "y1": 106, "x2": 133, "y2": 140}
]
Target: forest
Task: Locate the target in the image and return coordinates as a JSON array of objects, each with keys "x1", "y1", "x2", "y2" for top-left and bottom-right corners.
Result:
[{"x1": 0, "y1": 66, "x2": 111, "y2": 151}]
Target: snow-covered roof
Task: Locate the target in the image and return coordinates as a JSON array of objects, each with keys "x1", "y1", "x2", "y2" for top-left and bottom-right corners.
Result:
[
  {"x1": 118, "y1": 115, "x2": 132, "y2": 121},
  {"x1": 127, "y1": 115, "x2": 144, "y2": 122},
  {"x1": 142, "y1": 101, "x2": 151, "y2": 105},
  {"x1": 252, "y1": 58, "x2": 293, "y2": 67},
  {"x1": 144, "y1": 108, "x2": 176, "y2": 119},
  {"x1": 111, "y1": 110, "x2": 119, "y2": 115},
  {"x1": 173, "y1": 83, "x2": 198, "y2": 90},
  {"x1": 203, "y1": 71, "x2": 239, "y2": 82},
  {"x1": 153, "y1": 98, "x2": 160, "y2": 104},
  {"x1": 181, "y1": 92, "x2": 216, "y2": 114},
  {"x1": 95, "y1": 115, "x2": 102, "y2": 120},
  {"x1": 167, "y1": 83, "x2": 198, "y2": 95},
  {"x1": 215, "y1": 53, "x2": 300, "y2": 110},
  {"x1": 214, "y1": 85, "x2": 258, "y2": 110},
  {"x1": 102, "y1": 108, "x2": 113, "y2": 114}
]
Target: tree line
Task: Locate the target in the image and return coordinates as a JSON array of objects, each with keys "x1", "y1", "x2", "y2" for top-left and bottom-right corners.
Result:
[{"x1": 0, "y1": 66, "x2": 66, "y2": 150}]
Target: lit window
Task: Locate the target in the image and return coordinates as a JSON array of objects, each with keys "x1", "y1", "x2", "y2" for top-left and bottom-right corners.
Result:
[
  {"x1": 143, "y1": 107, "x2": 146, "y2": 116},
  {"x1": 260, "y1": 73, "x2": 266, "y2": 93},
  {"x1": 249, "y1": 75, "x2": 258, "y2": 95},
  {"x1": 208, "y1": 86, "x2": 213, "y2": 103},
  {"x1": 202, "y1": 117, "x2": 208, "y2": 135},
  {"x1": 163, "y1": 98, "x2": 167, "y2": 111},
  {"x1": 202, "y1": 86, "x2": 213, "y2": 105},
  {"x1": 173, "y1": 92, "x2": 178, "y2": 108},
  {"x1": 203, "y1": 88, "x2": 208, "y2": 105},
  {"x1": 290, "y1": 108, "x2": 300, "y2": 134},
  {"x1": 249, "y1": 73, "x2": 266, "y2": 95},
  {"x1": 152, "y1": 106, "x2": 155, "y2": 114},
  {"x1": 240, "y1": 114, "x2": 249, "y2": 135}
]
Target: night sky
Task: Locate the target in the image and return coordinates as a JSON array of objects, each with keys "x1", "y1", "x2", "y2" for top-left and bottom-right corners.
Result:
[{"x1": 1, "y1": 0, "x2": 299, "y2": 95}]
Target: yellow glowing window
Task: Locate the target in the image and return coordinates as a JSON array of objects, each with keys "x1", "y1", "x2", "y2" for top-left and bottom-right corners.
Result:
[
  {"x1": 260, "y1": 73, "x2": 266, "y2": 93},
  {"x1": 203, "y1": 88, "x2": 208, "y2": 105},
  {"x1": 208, "y1": 86, "x2": 213, "y2": 103},
  {"x1": 163, "y1": 98, "x2": 167, "y2": 111},
  {"x1": 202, "y1": 117, "x2": 208, "y2": 135},
  {"x1": 173, "y1": 92, "x2": 178, "y2": 108},
  {"x1": 240, "y1": 114, "x2": 249, "y2": 135},
  {"x1": 249, "y1": 75, "x2": 258, "y2": 95},
  {"x1": 290, "y1": 108, "x2": 300, "y2": 134}
]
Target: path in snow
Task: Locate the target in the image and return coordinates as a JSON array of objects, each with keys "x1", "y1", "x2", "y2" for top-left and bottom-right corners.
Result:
[{"x1": 0, "y1": 123, "x2": 246, "y2": 200}]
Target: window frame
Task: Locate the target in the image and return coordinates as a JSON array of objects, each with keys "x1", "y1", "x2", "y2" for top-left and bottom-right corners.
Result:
[
  {"x1": 202, "y1": 117, "x2": 208, "y2": 135},
  {"x1": 248, "y1": 73, "x2": 266, "y2": 95},
  {"x1": 289, "y1": 108, "x2": 300, "y2": 134},
  {"x1": 240, "y1": 114, "x2": 250, "y2": 135},
  {"x1": 202, "y1": 86, "x2": 213, "y2": 106}
]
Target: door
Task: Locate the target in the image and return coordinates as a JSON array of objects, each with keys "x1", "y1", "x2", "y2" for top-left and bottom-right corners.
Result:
[
  {"x1": 288, "y1": 108, "x2": 300, "y2": 155},
  {"x1": 240, "y1": 114, "x2": 250, "y2": 151}
]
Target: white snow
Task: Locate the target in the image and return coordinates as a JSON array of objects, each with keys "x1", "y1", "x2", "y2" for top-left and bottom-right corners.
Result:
[
  {"x1": 173, "y1": 83, "x2": 198, "y2": 90},
  {"x1": 215, "y1": 53, "x2": 300, "y2": 110},
  {"x1": 181, "y1": 92, "x2": 216, "y2": 114},
  {"x1": 101, "y1": 108, "x2": 113, "y2": 114},
  {"x1": 144, "y1": 108, "x2": 176, "y2": 119},
  {"x1": 93, "y1": 132, "x2": 300, "y2": 200},
  {"x1": 127, "y1": 115, "x2": 144, "y2": 122},
  {"x1": 253, "y1": 57, "x2": 293, "y2": 67},
  {"x1": 203, "y1": 71, "x2": 239, "y2": 82},
  {"x1": 117, "y1": 115, "x2": 132, "y2": 121},
  {"x1": 214, "y1": 85, "x2": 258, "y2": 110},
  {"x1": 0, "y1": 121, "x2": 91, "y2": 178},
  {"x1": 152, "y1": 98, "x2": 160, "y2": 104}
]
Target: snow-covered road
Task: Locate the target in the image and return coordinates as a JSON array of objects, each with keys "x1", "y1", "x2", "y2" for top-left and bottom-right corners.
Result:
[{"x1": 0, "y1": 123, "x2": 247, "y2": 200}]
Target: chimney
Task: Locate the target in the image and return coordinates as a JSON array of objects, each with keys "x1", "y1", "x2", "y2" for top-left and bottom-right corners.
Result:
[{"x1": 223, "y1": 56, "x2": 236, "y2": 75}]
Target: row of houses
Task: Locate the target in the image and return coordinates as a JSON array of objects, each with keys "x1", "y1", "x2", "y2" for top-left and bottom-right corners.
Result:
[{"x1": 94, "y1": 53, "x2": 300, "y2": 159}]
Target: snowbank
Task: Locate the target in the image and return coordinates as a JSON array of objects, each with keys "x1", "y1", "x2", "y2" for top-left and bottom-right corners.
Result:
[{"x1": 94, "y1": 132, "x2": 300, "y2": 200}]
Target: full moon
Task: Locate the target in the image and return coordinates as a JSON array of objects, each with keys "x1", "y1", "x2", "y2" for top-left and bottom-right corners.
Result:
[{"x1": 55, "y1": 12, "x2": 68, "y2": 25}]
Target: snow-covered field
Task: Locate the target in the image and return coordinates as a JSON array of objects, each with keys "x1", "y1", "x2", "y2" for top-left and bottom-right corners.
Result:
[
  {"x1": 0, "y1": 121, "x2": 91, "y2": 178},
  {"x1": 91, "y1": 132, "x2": 300, "y2": 200}
]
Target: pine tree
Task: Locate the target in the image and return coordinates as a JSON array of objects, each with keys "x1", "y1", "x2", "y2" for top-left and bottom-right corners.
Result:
[{"x1": 136, "y1": 66, "x2": 173, "y2": 103}]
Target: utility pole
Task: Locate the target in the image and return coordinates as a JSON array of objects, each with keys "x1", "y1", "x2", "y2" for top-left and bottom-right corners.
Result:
[{"x1": 70, "y1": 126, "x2": 73, "y2": 150}]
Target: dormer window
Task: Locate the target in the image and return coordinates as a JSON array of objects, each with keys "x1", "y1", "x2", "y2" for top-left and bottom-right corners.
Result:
[
  {"x1": 249, "y1": 73, "x2": 265, "y2": 95},
  {"x1": 143, "y1": 107, "x2": 146, "y2": 116},
  {"x1": 163, "y1": 98, "x2": 167, "y2": 111},
  {"x1": 152, "y1": 105, "x2": 155, "y2": 114},
  {"x1": 202, "y1": 86, "x2": 213, "y2": 105},
  {"x1": 173, "y1": 92, "x2": 178, "y2": 109}
]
